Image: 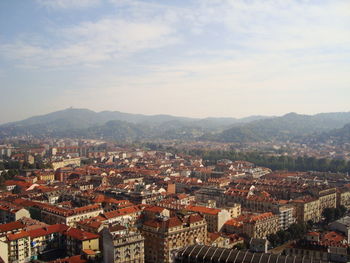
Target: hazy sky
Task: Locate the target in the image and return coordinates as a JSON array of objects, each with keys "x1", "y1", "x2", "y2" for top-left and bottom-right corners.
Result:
[{"x1": 1, "y1": 0, "x2": 349, "y2": 123}]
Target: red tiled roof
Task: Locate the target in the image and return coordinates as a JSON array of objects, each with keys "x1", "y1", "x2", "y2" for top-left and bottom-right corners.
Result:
[
  {"x1": 144, "y1": 206, "x2": 165, "y2": 213},
  {"x1": 78, "y1": 217, "x2": 103, "y2": 230},
  {"x1": 224, "y1": 219, "x2": 243, "y2": 228},
  {"x1": 64, "y1": 228, "x2": 99, "y2": 241},
  {"x1": 104, "y1": 205, "x2": 142, "y2": 219},
  {"x1": 82, "y1": 249, "x2": 96, "y2": 255},
  {"x1": 244, "y1": 212, "x2": 275, "y2": 223},
  {"x1": 323, "y1": 231, "x2": 345, "y2": 243},
  {"x1": 7, "y1": 230, "x2": 29, "y2": 241},
  {"x1": 0, "y1": 221, "x2": 25, "y2": 233},
  {"x1": 28, "y1": 224, "x2": 68, "y2": 239},
  {"x1": 186, "y1": 214, "x2": 204, "y2": 224},
  {"x1": 186, "y1": 205, "x2": 221, "y2": 215},
  {"x1": 48, "y1": 255, "x2": 87, "y2": 263},
  {"x1": 144, "y1": 216, "x2": 183, "y2": 229}
]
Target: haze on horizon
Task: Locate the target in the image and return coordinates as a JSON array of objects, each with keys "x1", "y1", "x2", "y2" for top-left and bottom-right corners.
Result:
[{"x1": 0, "y1": 0, "x2": 349, "y2": 124}]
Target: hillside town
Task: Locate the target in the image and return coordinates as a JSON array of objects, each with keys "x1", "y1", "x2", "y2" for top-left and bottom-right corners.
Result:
[{"x1": 0, "y1": 139, "x2": 350, "y2": 263}]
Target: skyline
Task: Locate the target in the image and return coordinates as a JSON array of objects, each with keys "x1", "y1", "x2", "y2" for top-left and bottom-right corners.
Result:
[
  {"x1": 3, "y1": 106, "x2": 350, "y2": 126},
  {"x1": 1, "y1": 0, "x2": 350, "y2": 123}
]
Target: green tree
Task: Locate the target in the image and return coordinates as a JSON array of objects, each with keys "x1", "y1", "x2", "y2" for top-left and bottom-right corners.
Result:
[{"x1": 322, "y1": 208, "x2": 335, "y2": 223}]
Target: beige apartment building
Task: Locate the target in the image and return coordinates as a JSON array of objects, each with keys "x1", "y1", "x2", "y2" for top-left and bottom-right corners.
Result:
[
  {"x1": 242, "y1": 212, "x2": 280, "y2": 239},
  {"x1": 223, "y1": 212, "x2": 279, "y2": 239},
  {"x1": 0, "y1": 231, "x2": 31, "y2": 263},
  {"x1": 337, "y1": 188, "x2": 350, "y2": 209},
  {"x1": 142, "y1": 214, "x2": 207, "y2": 263},
  {"x1": 314, "y1": 188, "x2": 337, "y2": 212},
  {"x1": 103, "y1": 226, "x2": 144, "y2": 263},
  {"x1": 41, "y1": 204, "x2": 103, "y2": 227},
  {"x1": 292, "y1": 197, "x2": 321, "y2": 223},
  {"x1": 222, "y1": 203, "x2": 241, "y2": 219},
  {"x1": 185, "y1": 205, "x2": 231, "y2": 232},
  {"x1": 0, "y1": 202, "x2": 30, "y2": 224}
]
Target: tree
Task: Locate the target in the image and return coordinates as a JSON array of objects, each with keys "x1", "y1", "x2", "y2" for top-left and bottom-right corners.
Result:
[
  {"x1": 267, "y1": 233, "x2": 280, "y2": 247},
  {"x1": 339, "y1": 205, "x2": 347, "y2": 218},
  {"x1": 322, "y1": 208, "x2": 335, "y2": 223}
]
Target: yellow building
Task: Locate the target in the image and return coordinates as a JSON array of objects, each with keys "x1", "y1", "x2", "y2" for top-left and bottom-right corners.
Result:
[
  {"x1": 223, "y1": 203, "x2": 241, "y2": 219},
  {"x1": 337, "y1": 189, "x2": 350, "y2": 209},
  {"x1": 316, "y1": 188, "x2": 337, "y2": 212},
  {"x1": 223, "y1": 212, "x2": 279, "y2": 239},
  {"x1": 65, "y1": 227, "x2": 100, "y2": 257},
  {"x1": 41, "y1": 204, "x2": 103, "y2": 227},
  {"x1": 242, "y1": 212, "x2": 279, "y2": 238},
  {"x1": 103, "y1": 225, "x2": 144, "y2": 263},
  {"x1": 142, "y1": 214, "x2": 207, "y2": 263},
  {"x1": 292, "y1": 197, "x2": 321, "y2": 223},
  {"x1": 37, "y1": 172, "x2": 55, "y2": 182},
  {"x1": 1, "y1": 231, "x2": 31, "y2": 263},
  {"x1": 186, "y1": 205, "x2": 231, "y2": 232}
]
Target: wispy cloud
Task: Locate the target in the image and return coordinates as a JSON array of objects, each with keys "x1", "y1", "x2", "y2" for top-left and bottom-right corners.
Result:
[
  {"x1": 0, "y1": 17, "x2": 179, "y2": 68},
  {"x1": 0, "y1": 0, "x2": 349, "y2": 120}
]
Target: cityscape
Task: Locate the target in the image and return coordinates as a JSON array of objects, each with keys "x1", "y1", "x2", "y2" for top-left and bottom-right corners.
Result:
[{"x1": 1, "y1": 1, "x2": 350, "y2": 263}]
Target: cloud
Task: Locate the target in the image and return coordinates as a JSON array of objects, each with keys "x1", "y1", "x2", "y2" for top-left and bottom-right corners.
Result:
[
  {"x1": 3, "y1": 0, "x2": 349, "y2": 69},
  {"x1": 1, "y1": 0, "x2": 350, "y2": 119},
  {"x1": 35, "y1": 0, "x2": 100, "y2": 9},
  {"x1": 0, "y1": 17, "x2": 179, "y2": 68}
]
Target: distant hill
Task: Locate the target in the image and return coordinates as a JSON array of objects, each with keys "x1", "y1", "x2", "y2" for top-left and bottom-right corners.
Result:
[
  {"x1": 314, "y1": 123, "x2": 350, "y2": 144},
  {"x1": 211, "y1": 112, "x2": 350, "y2": 142},
  {"x1": 1, "y1": 108, "x2": 348, "y2": 142},
  {"x1": 0, "y1": 108, "x2": 268, "y2": 141}
]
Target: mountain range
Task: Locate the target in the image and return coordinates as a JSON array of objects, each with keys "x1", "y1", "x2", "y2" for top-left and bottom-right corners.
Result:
[{"x1": 0, "y1": 108, "x2": 349, "y2": 143}]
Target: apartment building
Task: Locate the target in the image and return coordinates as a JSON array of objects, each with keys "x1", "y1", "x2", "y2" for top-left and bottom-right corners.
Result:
[
  {"x1": 102, "y1": 225, "x2": 144, "y2": 263},
  {"x1": 141, "y1": 214, "x2": 207, "y2": 263},
  {"x1": 0, "y1": 231, "x2": 31, "y2": 263},
  {"x1": 243, "y1": 212, "x2": 280, "y2": 239},
  {"x1": 185, "y1": 205, "x2": 231, "y2": 232},
  {"x1": 224, "y1": 212, "x2": 279, "y2": 239},
  {"x1": 0, "y1": 202, "x2": 30, "y2": 224},
  {"x1": 41, "y1": 204, "x2": 103, "y2": 227},
  {"x1": 311, "y1": 188, "x2": 337, "y2": 212},
  {"x1": 337, "y1": 188, "x2": 350, "y2": 209},
  {"x1": 292, "y1": 197, "x2": 321, "y2": 223}
]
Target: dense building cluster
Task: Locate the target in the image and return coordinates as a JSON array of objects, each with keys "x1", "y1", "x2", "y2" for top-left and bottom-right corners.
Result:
[{"x1": 0, "y1": 139, "x2": 350, "y2": 262}]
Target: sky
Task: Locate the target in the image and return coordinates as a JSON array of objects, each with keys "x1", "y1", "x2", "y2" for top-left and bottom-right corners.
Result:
[{"x1": 0, "y1": 0, "x2": 350, "y2": 123}]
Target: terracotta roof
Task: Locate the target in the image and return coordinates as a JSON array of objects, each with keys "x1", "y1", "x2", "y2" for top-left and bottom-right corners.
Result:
[
  {"x1": 224, "y1": 219, "x2": 243, "y2": 228},
  {"x1": 323, "y1": 231, "x2": 345, "y2": 243},
  {"x1": 186, "y1": 214, "x2": 204, "y2": 224},
  {"x1": 244, "y1": 212, "x2": 275, "y2": 223},
  {"x1": 104, "y1": 205, "x2": 142, "y2": 219},
  {"x1": 82, "y1": 249, "x2": 96, "y2": 255},
  {"x1": 64, "y1": 228, "x2": 99, "y2": 241},
  {"x1": 109, "y1": 225, "x2": 127, "y2": 232},
  {"x1": 0, "y1": 221, "x2": 25, "y2": 233},
  {"x1": 144, "y1": 216, "x2": 183, "y2": 229},
  {"x1": 48, "y1": 255, "x2": 87, "y2": 263},
  {"x1": 186, "y1": 205, "x2": 221, "y2": 215},
  {"x1": 28, "y1": 224, "x2": 68, "y2": 239},
  {"x1": 78, "y1": 217, "x2": 103, "y2": 230},
  {"x1": 7, "y1": 230, "x2": 29, "y2": 241},
  {"x1": 144, "y1": 206, "x2": 165, "y2": 213},
  {"x1": 209, "y1": 232, "x2": 221, "y2": 242}
]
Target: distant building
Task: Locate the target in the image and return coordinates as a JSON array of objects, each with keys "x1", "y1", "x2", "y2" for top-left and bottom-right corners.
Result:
[
  {"x1": 185, "y1": 205, "x2": 231, "y2": 232},
  {"x1": 0, "y1": 202, "x2": 30, "y2": 224}
]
